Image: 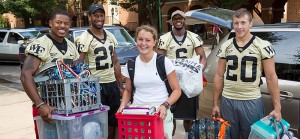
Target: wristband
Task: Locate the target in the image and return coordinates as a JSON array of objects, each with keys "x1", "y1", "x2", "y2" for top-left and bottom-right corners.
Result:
[
  {"x1": 161, "y1": 102, "x2": 170, "y2": 109},
  {"x1": 165, "y1": 101, "x2": 171, "y2": 107},
  {"x1": 36, "y1": 102, "x2": 45, "y2": 109}
]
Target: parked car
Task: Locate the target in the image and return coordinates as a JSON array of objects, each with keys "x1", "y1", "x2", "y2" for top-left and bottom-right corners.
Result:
[
  {"x1": 26, "y1": 27, "x2": 50, "y2": 38},
  {"x1": 0, "y1": 28, "x2": 39, "y2": 62},
  {"x1": 186, "y1": 8, "x2": 300, "y2": 137},
  {"x1": 66, "y1": 25, "x2": 139, "y2": 65}
]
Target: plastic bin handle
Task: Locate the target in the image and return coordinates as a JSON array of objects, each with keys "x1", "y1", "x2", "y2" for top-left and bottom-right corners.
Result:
[
  {"x1": 273, "y1": 119, "x2": 288, "y2": 139},
  {"x1": 211, "y1": 115, "x2": 231, "y2": 139},
  {"x1": 56, "y1": 60, "x2": 81, "y2": 79}
]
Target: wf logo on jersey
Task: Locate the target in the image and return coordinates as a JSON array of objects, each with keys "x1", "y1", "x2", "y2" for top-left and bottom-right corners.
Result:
[
  {"x1": 263, "y1": 46, "x2": 275, "y2": 55},
  {"x1": 29, "y1": 44, "x2": 45, "y2": 54},
  {"x1": 77, "y1": 43, "x2": 85, "y2": 52}
]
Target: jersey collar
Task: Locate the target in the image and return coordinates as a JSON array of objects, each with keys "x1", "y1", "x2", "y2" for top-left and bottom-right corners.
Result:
[
  {"x1": 233, "y1": 35, "x2": 255, "y2": 53},
  {"x1": 171, "y1": 31, "x2": 187, "y2": 46},
  {"x1": 87, "y1": 29, "x2": 107, "y2": 44}
]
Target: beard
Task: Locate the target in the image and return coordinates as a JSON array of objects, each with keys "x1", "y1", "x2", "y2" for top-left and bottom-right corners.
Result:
[
  {"x1": 173, "y1": 25, "x2": 183, "y2": 31},
  {"x1": 91, "y1": 20, "x2": 105, "y2": 30}
]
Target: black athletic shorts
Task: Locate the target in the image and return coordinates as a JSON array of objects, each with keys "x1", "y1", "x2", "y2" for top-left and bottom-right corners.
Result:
[
  {"x1": 173, "y1": 91, "x2": 198, "y2": 120},
  {"x1": 100, "y1": 81, "x2": 121, "y2": 126}
]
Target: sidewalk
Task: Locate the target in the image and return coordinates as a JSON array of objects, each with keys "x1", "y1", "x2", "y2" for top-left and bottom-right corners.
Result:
[{"x1": 0, "y1": 85, "x2": 35, "y2": 139}]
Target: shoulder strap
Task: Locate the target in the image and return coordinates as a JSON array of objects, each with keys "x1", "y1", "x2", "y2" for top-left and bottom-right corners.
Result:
[
  {"x1": 127, "y1": 57, "x2": 137, "y2": 102},
  {"x1": 127, "y1": 57, "x2": 136, "y2": 90},
  {"x1": 156, "y1": 54, "x2": 172, "y2": 96}
]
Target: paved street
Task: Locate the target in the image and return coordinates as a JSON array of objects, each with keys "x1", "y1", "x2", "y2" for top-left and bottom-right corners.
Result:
[{"x1": 0, "y1": 45, "x2": 211, "y2": 139}]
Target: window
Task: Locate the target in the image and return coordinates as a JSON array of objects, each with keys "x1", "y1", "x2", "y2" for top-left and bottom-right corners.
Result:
[
  {"x1": 7, "y1": 32, "x2": 22, "y2": 44},
  {"x1": 0, "y1": 32, "x2": 7, "y2": 43},
  {"x1": 228, "y1": 31, "x2": 300, "y2": 81},
  {"x1": 19, "y1": 31, "x2": 39, "y2": 39},
  {"x1": 106, "y1": 28, "x2": 135, "y2": 46},
  {"x1": 252, "y1": 32, "x2": 300, "y2": 81}
]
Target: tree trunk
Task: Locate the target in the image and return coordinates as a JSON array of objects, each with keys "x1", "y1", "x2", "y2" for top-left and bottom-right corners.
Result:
[
  {"x1": 149, "y1": 15, "x2": 158, "y2": 32},
  {"x1": 24, "y1": 18, "x2": 31, "y2": 28}
]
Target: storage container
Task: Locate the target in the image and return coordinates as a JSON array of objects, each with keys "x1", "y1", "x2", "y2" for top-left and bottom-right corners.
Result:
[
  {"x1": 36, "y1": 77, "x2": 101, "y2": 115},
  {"x1": 249, "y1": 117, "x2": 290, "y2": 139},
  {"x1": 35, "y1": 106, "x2": 109, "y2": 139},
  {"x1": 116, "y1": 113, "x2": 165, "y2": 139}
]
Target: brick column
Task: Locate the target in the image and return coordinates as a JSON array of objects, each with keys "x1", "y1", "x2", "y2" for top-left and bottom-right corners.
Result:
[{"x1": 287, "y1": 0, "x2": 300, "y2": 22}]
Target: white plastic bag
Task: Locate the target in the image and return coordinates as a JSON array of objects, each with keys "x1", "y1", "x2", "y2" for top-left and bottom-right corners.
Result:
[{"x1": 172, "y1": 56, "x2": 203, "y2": 98}]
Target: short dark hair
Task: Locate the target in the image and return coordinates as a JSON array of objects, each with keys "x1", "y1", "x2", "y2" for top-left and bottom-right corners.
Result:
[
  {"x1": 49, "y1": 9, "x2": 69, "y2": 20},
  {"x1": 234, "y1": 8, "x2": 252, "y2": 21}
]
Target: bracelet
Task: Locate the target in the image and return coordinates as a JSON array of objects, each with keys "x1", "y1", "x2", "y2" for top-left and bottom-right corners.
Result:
[
  {"x1": 165, "y1": 101, "x2": 171, "y2": 107},
  {"x1": 36, "y1": 102, "x2": 45, "y2": 109},
  {"x1": 161, "y1": 102, "x2": 170, "y2": 109}
]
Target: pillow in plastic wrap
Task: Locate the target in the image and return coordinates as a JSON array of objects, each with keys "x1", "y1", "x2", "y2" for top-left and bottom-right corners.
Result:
[
  {"x1": 172, "y1": 56, "x2": 203, "y2": 98},
  {"x1": 83, "y1": 122, "x2": 102, "y2": 139}
]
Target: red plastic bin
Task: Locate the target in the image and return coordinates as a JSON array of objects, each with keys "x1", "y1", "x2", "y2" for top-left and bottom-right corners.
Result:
[{"x1": 116, "y1": 113, "x2": 166, "y2": 139}]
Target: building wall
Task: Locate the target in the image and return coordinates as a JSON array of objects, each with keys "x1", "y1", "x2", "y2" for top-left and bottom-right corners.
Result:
[
  {"x1": 66, "y1": 0, "x2": 139, "y2": 30},
  {"x1": 287, "y1": 0, "x2": 300, "y2": 22},
  {"x1": 2, "y1": 13, "x2": 25, "y2": 28},
  {"x1": 259, "y1": 0, "x2": 299, "y2": 24},
  {"x1": 118, "y1": 7, "x2": 138, "y2": 31},
  {"x1": 260, "y1": 0, "x2": 274, "y2": 24}
]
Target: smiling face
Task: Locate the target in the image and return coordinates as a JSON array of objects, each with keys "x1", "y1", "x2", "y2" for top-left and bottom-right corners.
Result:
[
  {"x1": 89, "y1": 10, "x2": 105, "y2": 30},
  {"x1": 49, "y1": 14, "x2": 70, "y2": 39},
  {"x1": 172, "y1": 14, "x2": 185, "y2": 30},
  {"x1": 233, "y1": 14, "x2": 253, "y2": 39},
  {"x1": 136, "y1": 29, "x2": 157, "y2": 55}
]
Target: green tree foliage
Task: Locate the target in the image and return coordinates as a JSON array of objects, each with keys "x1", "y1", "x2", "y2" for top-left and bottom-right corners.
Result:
[
  {"x1": 0, "y1": 0, "x2": 68, "y2": 27},
  {"x1": 203, "y1": 0, "x2": 261, "y2": 17},
  {"x1": 119, "y1": 0, "x2": 168, "y2": 32},
  {"x1": 118, "y1": 0, "x2": 261, "y2": 32},
  {"x1": 0, "y1": 16, "x2": 8, "y2": 28},
  {"x1": 0, "y1": 2, "x2": 5, "y2": 14},
  {"x1": 203, "y1": 0, "x2": 248, "y2": 9}
]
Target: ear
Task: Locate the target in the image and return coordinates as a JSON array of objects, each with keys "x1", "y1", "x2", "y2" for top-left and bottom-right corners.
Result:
[
  {"x1": 249, "y1": 20, "x2": 253, "y2": 28},
  {"x1": 49, "y1": 20, "x2": 53, "y2": 28},
  {"x1": 88, "y1": 14, "x2": 92, "y2": 21}
]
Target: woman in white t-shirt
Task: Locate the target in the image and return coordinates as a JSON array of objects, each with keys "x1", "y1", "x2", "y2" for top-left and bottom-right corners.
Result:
[{"x1": 118, "y1": 25, "x2": 181, "y2": 139}]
